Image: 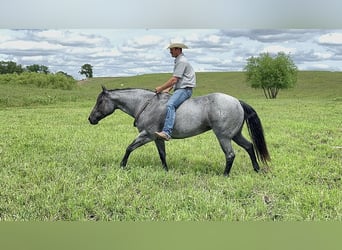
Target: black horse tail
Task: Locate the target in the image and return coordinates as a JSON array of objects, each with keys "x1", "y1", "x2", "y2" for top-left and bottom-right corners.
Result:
[{"x1": 239, "y1": 100, "x2": 271, "y2": 164}]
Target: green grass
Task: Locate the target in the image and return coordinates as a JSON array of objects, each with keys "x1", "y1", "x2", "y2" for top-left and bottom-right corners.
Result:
[{"x1": 0, "y1": 71, "x2": 341, "y2": 221}]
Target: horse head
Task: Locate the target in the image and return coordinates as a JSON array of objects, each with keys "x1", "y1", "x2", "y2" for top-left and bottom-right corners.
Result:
[{"x1": 88, "y1": 86, "x2": 116, "y2": 125}]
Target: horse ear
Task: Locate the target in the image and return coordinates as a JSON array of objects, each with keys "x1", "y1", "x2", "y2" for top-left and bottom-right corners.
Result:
[{"x1": 102, "y1": 85, "x2": 108, "y2": 92}]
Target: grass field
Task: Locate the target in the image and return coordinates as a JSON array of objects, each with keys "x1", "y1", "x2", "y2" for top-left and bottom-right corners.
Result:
[{"x1": 0, "y1": 71, "x2": 341, "y2": 221}]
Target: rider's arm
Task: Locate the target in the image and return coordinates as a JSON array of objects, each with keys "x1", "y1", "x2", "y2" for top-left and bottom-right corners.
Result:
[{"x1": 155, "y1": 76, "x2": 179, "y2": 93}]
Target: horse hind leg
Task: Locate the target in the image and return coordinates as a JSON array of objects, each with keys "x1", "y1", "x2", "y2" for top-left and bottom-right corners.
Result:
[
  {"x1": 215, "y1": 134, "x2": 235, "y2": 176},
  {"x1": 233, "y1": 132, "x2": 260, "y2": 172}
]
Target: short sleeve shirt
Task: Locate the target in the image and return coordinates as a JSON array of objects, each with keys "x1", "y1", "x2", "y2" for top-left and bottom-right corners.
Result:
[{"x1": 173, "y1": 53, "x2": 196, "y2": 89}]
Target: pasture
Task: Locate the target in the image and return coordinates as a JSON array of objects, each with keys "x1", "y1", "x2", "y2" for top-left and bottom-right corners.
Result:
[{"x1": 0, "y1": 71, "x2": 341, "y2": 221}]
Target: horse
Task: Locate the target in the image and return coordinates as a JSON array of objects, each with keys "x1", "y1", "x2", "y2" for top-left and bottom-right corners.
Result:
[{"x1": 88, "y1": 87, "x2": 270, "y2": 176}]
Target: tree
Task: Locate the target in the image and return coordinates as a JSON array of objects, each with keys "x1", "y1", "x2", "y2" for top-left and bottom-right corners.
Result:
[
  {"x1": 26, "y1": 64, "x2": 50, "y2": 74},
  {"x1": 0, "y1": 61, "x2": 24, "y2": 74},
  {"x1": 244, "y1": 52, "x2": 298, "y2": 99},
  {"x1": 56, "y1": 71, "x2": 74, "y2": 79},
  {"x1": 79, "y1": 64, "x2": 93, "y2": 78}
]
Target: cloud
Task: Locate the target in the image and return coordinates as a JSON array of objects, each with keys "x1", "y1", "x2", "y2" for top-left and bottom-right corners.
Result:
[
  {"x1": 40, "y1": 30, "x2": 109, "y2": 47},
  {"x1": 0, "y1": 29, "x2": 122, "y2": 77},
  {"x1": 298, "y1": 62, "x2": 339, "y2": 71},
  {"x1": 0, "y1": 33, "x2": 12, "y2": 43},
  {"x1": 220, "y1": 29, "x2": 316, "y2": 42},
  {"x1": 318, "y1": 32, "x2": 342, "y2": 45},
  {"x1": 1, "y1": 29, "x2": 342, "y2": 78},
  {"x1": 188, "y1": 35, "x2": 232, "y2": 51},
  {"x1": 313, "y1": 51, "x2": 334, "y2": 60},
  {"x1": 262, "y1": 45, "x2": 296, "y2": 54},
  {"x1": 123, "y1": 35, "x2": 165, "y2": 49},
  {"x1": 0, "y1": 40, "x2": 65, "y2": 56}
]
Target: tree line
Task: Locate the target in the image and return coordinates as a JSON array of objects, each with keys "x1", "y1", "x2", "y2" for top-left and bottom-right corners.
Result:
[
  {"x1": 0, "y1": 61, "x2": 94, "y2": 79},
  {"x1": 2, "y1": 52, "x2": 297, "y2": 99},
  {"x1": 0, "y1": 61, "x2": 74, "y2": 78}
]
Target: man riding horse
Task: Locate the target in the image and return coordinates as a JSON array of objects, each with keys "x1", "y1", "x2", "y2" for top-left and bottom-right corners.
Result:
[
  {"x1": 88, "y1": 43, "x2": 270, "y2": 176},
  {"x1": 155, "y1": 43, "x2": 196, "y2": 141}
]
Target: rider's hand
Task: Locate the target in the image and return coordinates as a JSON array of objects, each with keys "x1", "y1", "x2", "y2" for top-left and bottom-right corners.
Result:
[
  {"x1": 162, "y1": 86, "x2": 173, "y2": 93},
  {"x1": 155, "y1": 86, "x2": 163, "y2": 93}
]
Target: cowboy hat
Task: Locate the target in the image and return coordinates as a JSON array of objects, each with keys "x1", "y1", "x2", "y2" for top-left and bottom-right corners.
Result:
[{"x1": 167, "y1": 43, "x2": 189, "y2": 49}]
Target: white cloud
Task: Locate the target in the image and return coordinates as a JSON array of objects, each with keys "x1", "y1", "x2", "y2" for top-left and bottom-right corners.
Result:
[
  {"x1": 262, "y1": 45, "x2": 296, "y2": 54},
  {"x1": 0, "y1": 40, "x2": 65, "y2": 55},
  {"x1": 0, "y1": 33, "x2": 11, "y2": 43},
  {"x1": 90, "y1": 49, "x2": 121, "y2": 58},
  {"x1": 0, "y1": 29, "x2": 342, "y2": 79},
  {"x1": 313, "y1": 51, "x2": 333, "y2": 59},
  {"x1": 125, "y1": 35, "x2": 164, "y2": 48},
  {"x1": 33, "y1": 30, "x2": 110, "y2": 47},
  {"x1": 318, "y1": 32, "x2": 342, "y2": 45},
  {"x1": 21, "y1": 55, "x2": 45, "y2": 62},
  {"x1": 206, "y1": 35, "x2": 221, "y2": 44}
]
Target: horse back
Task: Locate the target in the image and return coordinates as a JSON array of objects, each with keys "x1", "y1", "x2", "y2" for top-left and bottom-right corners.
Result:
[{"x1": 172, "y1": 93, "x2": 244, "y2": 138}]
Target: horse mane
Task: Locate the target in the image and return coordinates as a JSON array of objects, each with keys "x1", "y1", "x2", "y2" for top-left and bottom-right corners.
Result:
[{"x1": 107, "y1": 87, "x2": 155, "y2": 93}]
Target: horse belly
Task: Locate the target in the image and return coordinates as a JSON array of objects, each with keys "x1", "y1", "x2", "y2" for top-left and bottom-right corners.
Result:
[{"x1": 172, "y1": 107, "x2": 210, "y2": 139}]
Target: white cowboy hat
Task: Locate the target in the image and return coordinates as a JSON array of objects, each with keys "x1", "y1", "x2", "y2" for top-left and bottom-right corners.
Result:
[{"x1": 167, "y1": 43, "x2": 189, "y2": 49}]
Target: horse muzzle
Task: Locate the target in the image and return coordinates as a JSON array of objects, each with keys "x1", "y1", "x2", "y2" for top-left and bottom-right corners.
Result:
[{"x1": 88, "y1": 116, "x2": 98, "y2": 125}]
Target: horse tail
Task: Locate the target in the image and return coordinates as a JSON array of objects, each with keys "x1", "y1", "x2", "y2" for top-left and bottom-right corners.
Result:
[{"x1": 239, "y1": 100, "x2": 271, "y2": 164}]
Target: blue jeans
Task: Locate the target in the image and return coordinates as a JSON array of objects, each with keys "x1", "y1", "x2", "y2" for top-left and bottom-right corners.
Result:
[{"x1": 162, "y1": 88, "x2": 192, "y2": 137}]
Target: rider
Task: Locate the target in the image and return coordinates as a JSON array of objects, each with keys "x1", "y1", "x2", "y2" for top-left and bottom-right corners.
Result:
[{"x1": 155, "y1": 43, "x2": 196, "y2": 141}]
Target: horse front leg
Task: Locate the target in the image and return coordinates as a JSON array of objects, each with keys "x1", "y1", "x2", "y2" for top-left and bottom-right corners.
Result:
[
  {"x1": 154, "y1": 139, "x2": 168, "y2": 171},
  {"x1": 120, "y1": 131, "x2": 153, "y2": 168}
]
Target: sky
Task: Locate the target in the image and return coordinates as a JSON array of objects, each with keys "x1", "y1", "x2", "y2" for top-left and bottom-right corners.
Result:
[
  {"x1": 1, "y1": 29, "x2": 342, "y2": 79},
  {"x1": 1, "y1": 1, "x2": 342, "y2": 79}
]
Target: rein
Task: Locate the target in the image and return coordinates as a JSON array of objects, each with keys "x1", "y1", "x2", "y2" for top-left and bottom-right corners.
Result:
[{"x1": 133, "y1": 93, "x2": 158, "y2": 127}]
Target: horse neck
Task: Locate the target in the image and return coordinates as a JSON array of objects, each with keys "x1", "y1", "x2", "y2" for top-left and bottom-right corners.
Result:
[{"x1": 109, "y1": 89, "x2": 154, "y2": 118}]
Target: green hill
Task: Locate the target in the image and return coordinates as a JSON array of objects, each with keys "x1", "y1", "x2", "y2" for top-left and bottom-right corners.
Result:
[
  {"x1": 0, "y1": 71, "x2": 341, "y2": 107},
  {"x1": 79, "y1": 71, "x2": 342, "y2": 99}
]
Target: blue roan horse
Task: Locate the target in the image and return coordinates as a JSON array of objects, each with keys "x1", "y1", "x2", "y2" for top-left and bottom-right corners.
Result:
[{"x1": 88, "y1": 87, "x2": 270, "y2": 176}]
